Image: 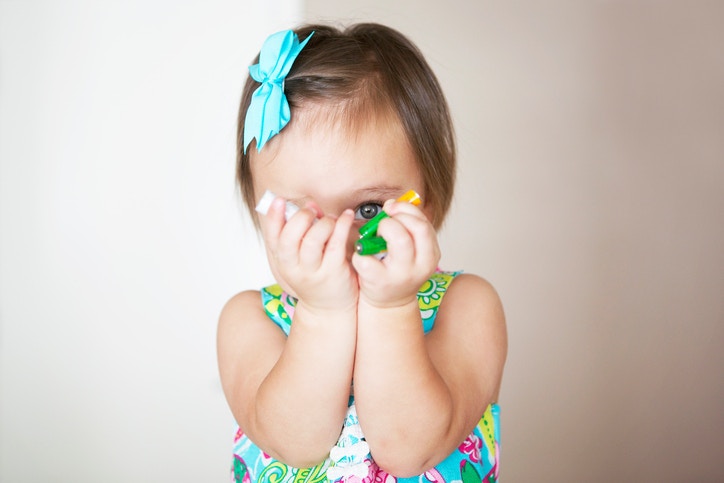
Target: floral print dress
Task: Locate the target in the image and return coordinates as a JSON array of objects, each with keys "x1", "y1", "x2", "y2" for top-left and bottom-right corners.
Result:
[{"x1": 230, "y1": 271, "x2": 501, "y2": 483}]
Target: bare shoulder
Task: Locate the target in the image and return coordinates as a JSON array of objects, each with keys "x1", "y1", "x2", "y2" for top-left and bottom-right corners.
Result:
[
  {"x1": 447, "y1": 272, "x2": 501, "y2": 298},
  {"x1": 218, "y1": 289, "x2": 264, "y2": 329},
  {"x1": 440, "y1": 273, "x2": 506, "y2": 328},
  {"x1": 217, "y1": 288, "x2": 288, "y2": 348},
  {"x1": 217, "y1": 289, "x2": 286, "y2": 384}
]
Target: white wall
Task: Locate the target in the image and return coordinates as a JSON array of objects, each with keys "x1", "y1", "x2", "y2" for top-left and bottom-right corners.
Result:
[
  {"x1": 0, "y1": 1, "x2": 300, "y2": 480},
  {"x1": 301, "y1": 1, "x2": 724, "y2": 482}
]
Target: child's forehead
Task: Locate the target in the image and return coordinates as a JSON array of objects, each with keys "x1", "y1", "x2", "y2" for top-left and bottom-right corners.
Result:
[
  {"x1": 250, "y1": 106, "x2": 423, "y2": 201},
  {"x1": 254, "y1": 105, "x2": 411, "y2": 166},
  {"x1": 292, "y1": 101, "x2": 402, "y2": 136}
]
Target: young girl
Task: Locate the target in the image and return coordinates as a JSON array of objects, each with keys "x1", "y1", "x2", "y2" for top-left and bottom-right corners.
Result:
[{"x1": 218, "y1": 23, "x2": 507, "y2": 483}]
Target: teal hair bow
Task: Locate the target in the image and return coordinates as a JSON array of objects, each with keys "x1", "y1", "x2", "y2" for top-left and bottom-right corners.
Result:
[{"x1": 243, "y1": 30, "x2": 313, "y2": 153}]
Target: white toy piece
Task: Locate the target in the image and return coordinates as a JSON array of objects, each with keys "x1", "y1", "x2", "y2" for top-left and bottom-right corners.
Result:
[{"x1": 255, "y1": 189, "x2": 300, "y2": 220}]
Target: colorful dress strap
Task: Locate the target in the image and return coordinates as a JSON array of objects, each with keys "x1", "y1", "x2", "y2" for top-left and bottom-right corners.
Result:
[
  {"x1": 260, "y1": 270, "x2": 461, "y2": 335},
  {"x1": 260, "y1": 284, "x2": 296, "y2": 336},
  {"x1": 417, "y1": 270, "x2": 459, "y2": 332}
]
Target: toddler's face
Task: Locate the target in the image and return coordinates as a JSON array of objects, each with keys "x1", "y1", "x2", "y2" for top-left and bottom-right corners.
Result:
[{"x1": 251, "y1": 109, "x2": 428, "y2": 258}]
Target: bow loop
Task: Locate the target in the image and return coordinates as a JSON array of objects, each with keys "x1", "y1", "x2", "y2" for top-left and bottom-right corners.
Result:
[{"x1": 243, "y1": 30, "x2": 313, "y2": 153}]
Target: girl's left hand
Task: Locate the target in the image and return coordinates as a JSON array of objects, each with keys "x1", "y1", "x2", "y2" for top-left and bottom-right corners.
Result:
[{"x1": 352, "y1": 199, "x2": 440, "y2": 308}]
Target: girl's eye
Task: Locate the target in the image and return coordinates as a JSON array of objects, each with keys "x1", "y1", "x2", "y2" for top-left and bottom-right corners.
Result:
[{"x1": 354, "y1": 202, "x2": 383, "y2": 220}]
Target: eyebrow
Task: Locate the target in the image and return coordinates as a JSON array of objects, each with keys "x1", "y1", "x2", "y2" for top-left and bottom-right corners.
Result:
[
  {"x1": 287, "y1": 186, "x2": 408, "y2": 206},
  {"x1": 351, "y1": 186, "x2": 408, "y2": 200}
]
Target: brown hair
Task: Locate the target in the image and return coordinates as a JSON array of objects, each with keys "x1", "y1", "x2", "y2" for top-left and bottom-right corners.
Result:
[{"x1": 236, "y1": 23, "x2": 456, "y2": 229}]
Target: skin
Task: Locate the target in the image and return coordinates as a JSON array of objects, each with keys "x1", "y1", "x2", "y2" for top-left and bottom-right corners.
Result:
[{"x1": 217, "y1": 107, "x2": 507, "y2": 476}]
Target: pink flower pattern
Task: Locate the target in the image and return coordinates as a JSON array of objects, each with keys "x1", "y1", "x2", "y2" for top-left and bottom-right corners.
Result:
[
  {"x1": 458, "y1": 434, "x2": 482, "y2": 463},
  {"x1": 370, "y1": 465, "x2": 396, "y2": 483}
]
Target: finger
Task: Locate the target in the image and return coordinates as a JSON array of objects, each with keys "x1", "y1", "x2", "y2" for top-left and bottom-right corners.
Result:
[
  {"x1": 324, "y1": 209, "x2": 355, "y2": 264},
  {"x1": 389, "y1": 211, "x2": 440, "y2": 266},
  {"x1": 352, "y1": 247, "x2": 385, "y2": 279},
  {"x1": 302, "y1": 200, "x2": 324, "y2": 219},
  {"x1": 259, "y1": 197, "x2": 288, "y2": 251},
  {"x1": 384, "y1": 199, "x2": 428, "y2": 220},
  {"x1": 276, "y1": 206, "x2": 318, "y2": 266},
  {"x1": 298, "y1": 216, "x2": 335, "y2": 268},
  {"x1": 376, "y1": 217, "x2": 415, "y2": 265}
]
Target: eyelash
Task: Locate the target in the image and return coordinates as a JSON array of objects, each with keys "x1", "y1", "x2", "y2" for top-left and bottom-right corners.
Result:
[{"x1": 353, "y1": 201, "x2": 384, "y2": 220}]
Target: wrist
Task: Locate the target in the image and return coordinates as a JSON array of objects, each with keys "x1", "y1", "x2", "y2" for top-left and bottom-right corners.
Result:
[
  {"x1": 295, "y1": 299, "x2": 359, "y2": 324},
  {"x1": 358, "y1": 283, "x2": 419, "y2": 310},
  {"x1": 357, "y1": 295, "x2": 419, "y2": 318}
]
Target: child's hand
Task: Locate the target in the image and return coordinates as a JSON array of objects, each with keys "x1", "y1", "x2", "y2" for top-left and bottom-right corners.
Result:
[
  {"x1": 262, "y1": 196, "x2": 358, "y2": 313},
  {"x1": 352, "y1": 199, "x2": 440, "y2": 308}
]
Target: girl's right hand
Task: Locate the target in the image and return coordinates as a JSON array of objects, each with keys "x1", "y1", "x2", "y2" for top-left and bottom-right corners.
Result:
[{"x1": 261, "y1": 196, "x2": 359, "y2": 313}]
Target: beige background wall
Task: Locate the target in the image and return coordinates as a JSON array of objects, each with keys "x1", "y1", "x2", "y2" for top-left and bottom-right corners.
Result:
[{"x1": 303, "y1": 1, "x2": 724, "y2": 481}]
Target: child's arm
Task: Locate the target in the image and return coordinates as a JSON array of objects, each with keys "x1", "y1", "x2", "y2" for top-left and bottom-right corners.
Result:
[
  {"x1": 351, "y1": 202, "x2": 507, "y2": 477},
  {"x1": 217, "y1": 200, "x2": 359, "y2": 468},
  {"x1": 217, "y1": 291, "x2": 357, "y2": 467}
]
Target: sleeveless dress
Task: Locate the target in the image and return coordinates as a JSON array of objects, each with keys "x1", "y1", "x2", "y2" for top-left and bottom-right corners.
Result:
[{"x1": 230, "y1": 271, "x2": 501, "y2": 483}]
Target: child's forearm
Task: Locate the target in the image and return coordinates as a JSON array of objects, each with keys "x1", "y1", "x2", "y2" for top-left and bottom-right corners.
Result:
[
  {"x1": 352, "y1": 301, "x2": 456, "y2": 477},
  {"x1": 252, "y1": 303, "x2": 357, "y2": 467}
]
